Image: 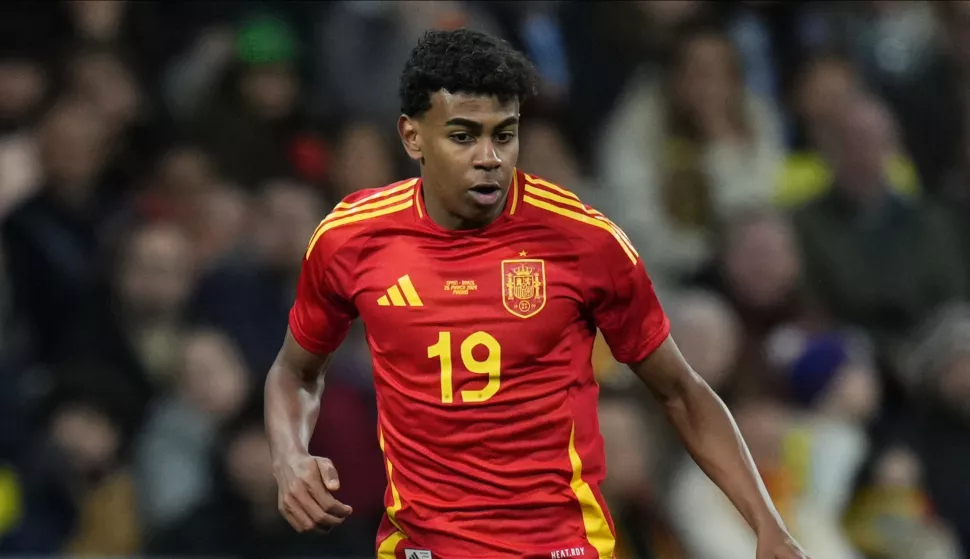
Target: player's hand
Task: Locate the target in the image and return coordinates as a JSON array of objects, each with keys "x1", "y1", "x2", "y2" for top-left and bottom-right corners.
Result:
[
  {"x1": 274, "y1": 454, "x2": 353, "y2": 533},
  {"x1": 756, "y1": 527, "x2": 810, "y2": 559}
]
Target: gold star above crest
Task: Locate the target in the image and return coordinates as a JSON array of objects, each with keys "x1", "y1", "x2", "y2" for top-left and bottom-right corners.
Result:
[{"x1": 519, "y1": 250, "x2": 528, "y2": 257}]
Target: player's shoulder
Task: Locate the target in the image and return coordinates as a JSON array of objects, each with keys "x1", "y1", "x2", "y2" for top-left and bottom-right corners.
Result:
[
  {"x1": 304, "y1": 177, "x2": 419, "y2": 261},
  {"x1": 516, "y1": 170, "x2": 640, "y2": 265}
]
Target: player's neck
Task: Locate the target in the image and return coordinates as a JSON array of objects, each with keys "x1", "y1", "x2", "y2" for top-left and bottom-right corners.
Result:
[{"x1": 421, "y1": 180, "x2": 505, "y2": 231}]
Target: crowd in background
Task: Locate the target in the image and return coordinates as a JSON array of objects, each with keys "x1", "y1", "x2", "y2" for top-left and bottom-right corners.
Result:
[{"x1": 0, "y1": 1, "x2": 969, "y2": 558}]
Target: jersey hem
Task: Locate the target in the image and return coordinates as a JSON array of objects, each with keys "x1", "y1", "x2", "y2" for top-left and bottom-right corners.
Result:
[
  {"x1": 617, "y1": 314, "x2": 671, "y2": 365},
  {"x1": 288, "y1": 308, "x2": 339, "y2": 355}
]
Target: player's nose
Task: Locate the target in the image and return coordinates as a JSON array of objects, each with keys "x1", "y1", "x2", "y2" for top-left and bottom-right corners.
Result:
[{"x1": 473, "y1": 139, "x2": 502, "y2": 171}]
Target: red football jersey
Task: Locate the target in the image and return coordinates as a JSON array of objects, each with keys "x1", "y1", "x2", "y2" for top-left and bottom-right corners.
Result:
[{"x1": 289, "y1": 169, "x2": 670, "y2": 559}]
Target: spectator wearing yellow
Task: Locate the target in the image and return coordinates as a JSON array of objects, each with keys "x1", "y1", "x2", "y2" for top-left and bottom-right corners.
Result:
[{"x1": 778, "y1": 54, "x2": 920, "y2": 208}]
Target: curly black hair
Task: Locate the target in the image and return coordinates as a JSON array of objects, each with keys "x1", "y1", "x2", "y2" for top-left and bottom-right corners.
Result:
[{"x1": 399, "y1": 28, "x2": 539, "y2": 117}]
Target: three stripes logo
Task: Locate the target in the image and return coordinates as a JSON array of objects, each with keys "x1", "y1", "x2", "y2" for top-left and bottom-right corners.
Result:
[
  {"x1": 378, "y1": 275, "x2": 424, "y2": 307},
  {"x1": 404, "y1": 550, "x2": 432, "y2": 559}
]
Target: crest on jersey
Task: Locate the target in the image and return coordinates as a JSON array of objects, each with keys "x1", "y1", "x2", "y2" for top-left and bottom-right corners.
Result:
[{"x1": 501, "y1": 259, "x2": 546, "y2": 319}]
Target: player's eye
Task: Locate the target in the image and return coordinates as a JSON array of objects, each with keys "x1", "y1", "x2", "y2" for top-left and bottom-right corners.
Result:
[
  {"x1": 495, "y1": 131, "x2": 516, "y2": 143},
  {"x1": 450, "y1": 133, "x2": 475, "y2": 144}
]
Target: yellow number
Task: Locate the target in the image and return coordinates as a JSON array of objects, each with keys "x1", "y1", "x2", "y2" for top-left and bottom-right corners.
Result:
[
  {"x1": 428, "y1": 331, "x2": 501, "y2": 403},
  {"x1": 459, "y1": 332, "x2": 502, "y2": 402},
  {"x1": 428, "y1": 331, "x2": 454, "y2": 403}
]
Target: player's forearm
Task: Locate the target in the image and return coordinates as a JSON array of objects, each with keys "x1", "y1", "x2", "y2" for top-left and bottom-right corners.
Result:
[
  {"x1": 664, "y1": 378, "x2": 786, "y2": 537},
  {"x1": 264, "y1": 360, "x2": 326, "y2": 467}
]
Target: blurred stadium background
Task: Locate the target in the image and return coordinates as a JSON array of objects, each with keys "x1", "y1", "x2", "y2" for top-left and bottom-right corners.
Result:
[{"x1": 1, "y1": 1, "x2": 969, "y2": 558}]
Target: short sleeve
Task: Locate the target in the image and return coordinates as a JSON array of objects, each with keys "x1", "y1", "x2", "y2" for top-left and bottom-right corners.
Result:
[
  {"x1": 585, "y1": 224, "x2": 670, "y2": 365},
  {"x1": 288, "y1": 231, "x2": 358, "y2": 355}
]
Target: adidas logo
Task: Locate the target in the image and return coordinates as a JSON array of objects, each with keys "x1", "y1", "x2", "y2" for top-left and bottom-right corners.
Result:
[
  {"x1": 404, "y1": 550, "x2": 431, "y2": 559},
  {"x1": 377, "y1": 275, "x2": 424, "y2": 307}
]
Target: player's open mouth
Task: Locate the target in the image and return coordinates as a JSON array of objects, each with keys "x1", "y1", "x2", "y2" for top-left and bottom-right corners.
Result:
[{"x1": 468, "y1": 183, "x2": 503, "y2": 205}]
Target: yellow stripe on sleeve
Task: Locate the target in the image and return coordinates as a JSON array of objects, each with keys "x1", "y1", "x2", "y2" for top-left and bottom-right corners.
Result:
[
  {"x1": 305, "y1": 200, "x2": 413, "y2": 259},
  {"x1": 523, "y1": 195, "x2": 638, "y2": 264},
  {"x1": 334, "y1": 179, "x2": 418, "y2": 210},
  {"x1": 524, "y1": 173, "x2": 580, "y2": 200},
  {"x1": 523, "y1": 183, "x2": 638, "y2": 259}
]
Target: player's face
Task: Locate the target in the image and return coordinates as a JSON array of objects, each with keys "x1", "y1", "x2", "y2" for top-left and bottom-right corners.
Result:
[{"x1": 400, "y1": 91, "x2": 520, "y2": 228}]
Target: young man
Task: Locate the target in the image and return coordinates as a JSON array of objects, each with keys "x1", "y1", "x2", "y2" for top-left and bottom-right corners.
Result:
[{"x1": 265, "y1": 29, "x2": 810, "y2": 559}]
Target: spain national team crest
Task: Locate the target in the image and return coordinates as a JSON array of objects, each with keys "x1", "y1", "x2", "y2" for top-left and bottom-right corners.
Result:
[{"x1": 501, "y1": 259, "x2": 546, "y2": 319}]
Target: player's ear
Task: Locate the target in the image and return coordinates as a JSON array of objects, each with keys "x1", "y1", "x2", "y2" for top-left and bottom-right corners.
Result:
[{"x1": 397, "y1": 115, "x2": 423, "y2": 162}]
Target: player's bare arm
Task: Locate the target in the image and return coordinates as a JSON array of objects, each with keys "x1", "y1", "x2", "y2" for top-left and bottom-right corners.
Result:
[
  {"x1": 632, "y1": 336, "x2": 810, "y2": 559},
  {"x1": 265, "y1": 328, "x2": 353, "y2": 533}
]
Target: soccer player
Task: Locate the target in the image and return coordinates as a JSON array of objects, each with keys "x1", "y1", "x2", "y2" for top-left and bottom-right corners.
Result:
[{"x1": 265, "y1": 29, "x2": 810, "y2": 559}]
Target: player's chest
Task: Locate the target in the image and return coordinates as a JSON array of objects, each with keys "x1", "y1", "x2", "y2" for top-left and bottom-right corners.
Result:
[{"x1": 351, "y1": 236, "x2": 583, "y2": 354}]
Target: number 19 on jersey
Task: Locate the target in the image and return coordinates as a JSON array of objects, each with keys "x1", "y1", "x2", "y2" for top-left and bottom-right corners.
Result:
[{"x1": 427, "y1": 331, "x2": 502, "y2": 403}]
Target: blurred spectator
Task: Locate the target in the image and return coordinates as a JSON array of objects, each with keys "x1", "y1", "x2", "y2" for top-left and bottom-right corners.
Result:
[
  {"x1": 668, "y1": 400, "x2": 791, "y2": 559},
  {"x1": 1, "y1": 396, "x2": 139, "y2": 555},
  {"x1": 519, "y1": 118, "x2": 599, "y2": 201},
  {"x1": 56, "y1": 221, "x2": 195, "y2": 431},
  {"x1": 163, "y1": 26, "x2": 237, "y2": 122},
  {"x1": 652, "y1": 289, "x2": 744, "y2": 532},
  {"x1": 59, "y1": 0, "x2": 166, "y2": 79},
  {"x1": 192, "y1": 14, "x2": 328, "y2": 190},
  {"x1": 895, "y1": 303, "x2": 970, "y2": 556},
  {"x1": 648, "y1": 288, "x2": 742, "y2": 469},
  {"x1": 316, "y1": 1, "x2": 504, "y2": 125},
  {"x1": 141, "y1": 144, "x2": 248, "y2": 269},
  {"x1": 63, "y1": 43, "x2": 171, "y2": 214},
  {"x1": 0, "y1": 48, "x2": 49, "y2": 132},
  {"x1": 669, "y1": 394, "x2": 865, "y2": 559},
  {"x1": 777, "y1": 53, "x2": 920, "y2": 208},
  {"x1": 789, "y1": 54, "x2": 862, "y2": 153},
  {"x1": 0, "y1": 134, "x2": 41, "y2": 221},
  {"x1": 844, "y1": 445, "x2": 962, "y2": 559},
  {"x1": 841, "y1": 1, "x2": 964, "y2": 193},
  {"x1": 782, "y1": 330, "x2": 881, "y2": 425},
  {"x1": 190, "y1": 180, "x2": 323, "y2": 376},
  {"x1": 792, "y1": 94, "x2": 965, "y2": 354},
  {"x1": 668, "y1": 290, "x2": 742, "y2": 395},
  {"x1": 146, "y1": 405, "x2": 362, "y2": 558},
  {"x1": 692, "y1": 208, "x2": 817, "y2": 400},
  {"x1": 67, "y1": 45, "x2": 144, "y2": 139},
  {"x1": 672, "y1": 325, "x2": 881, "y2": 559},
  {"x1": 598, "y1": 22, "x2": 785, "y2": 289},
  {"x1": 1, "y1": 98, "x2": 112, "y2": 361},
  {"x1": 328, "y1": 121, "x2": 400, "y2": 202},
  {"x1": 135, "y1": 329, "x2": 250, "y2": 535},
  {"x1": 558, "y1": 1, "x2": 710, "y2": 164},
  {"x1": 598, "y1": 390, "x2": 684, "y2": 559}
]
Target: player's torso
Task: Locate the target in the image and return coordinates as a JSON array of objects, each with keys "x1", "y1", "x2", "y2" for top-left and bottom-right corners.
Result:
[
  {"x1": 350, "y1": 216, "x2": 610, "y2": 557},
  {"x1": 356, "y1": 217, "x2": 586, "y2": 406}
]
